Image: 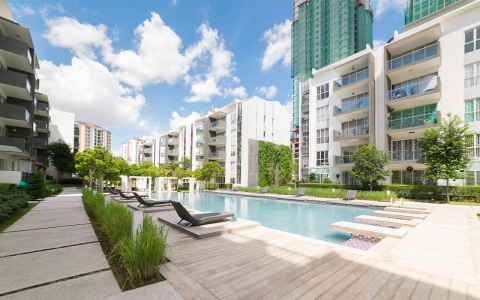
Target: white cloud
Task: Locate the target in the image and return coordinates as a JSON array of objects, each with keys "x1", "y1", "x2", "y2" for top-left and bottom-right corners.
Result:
[
  {"x1": 9, "y1": 5, "x2": 20, "y2": 19},
  {"x1": 112, "y1": 24, "x2": 121, "y2": 42},
  {"x1": 371, "y1": 0, "x2": 408, "y2": 19},
  {"x1": 180, "y1": 106, "x2": 187, "y2": 111},
  {"x1": 171, "y1": 0, "x2": 178, "y2": 6},
  {"x1": 21, "y1": 5, "x2": 36, "y2": 16},
  {"x1": 170, "y1": 111, "x2": 201, "y2": 130},
  {"x1": 39, "y1": 3, "x2": 66, "y2": 17},
  {"x1": 261, "y1": 19, "x2": 292, "y2": 71},
  {"x1": 43, "y1": 17, "x2": 111, "y2": 59},
  {"x1": 232, "y1": 76, "x2": 240, "y2": 83},
  {"x1": 224, "y1": 86, "x2": 248, "y2": 99},
  {"x1": 38, "y1": 57, "x2": 145, "y2": 128},
  {"x1": 373, "y1": 39, "x2": 387, "y2": 48},
  {"x1": 184, "y1": 77, "x2": 222, "y2": 102},
  {"x1": 255, "y1": 86, "x2": 278, "y2": 100},
  {"x1": 283, "y1": 100, "x2": 293, "y2": 116}
]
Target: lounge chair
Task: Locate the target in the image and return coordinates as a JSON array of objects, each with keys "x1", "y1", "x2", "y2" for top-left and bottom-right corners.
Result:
[
  {"x1": 340, "y1": 190, "x2": 357, "y2": 201},
  {"x1": 257, "y1": 187, "x2": 269, "y2": 194},
  {"x1": 106, "y1": 187, "x2": 119, "y2": 195},
  {"x1": 171, "y1": 201, "x2": 234, "y2": 228},
  {"x1": 133, "y1": 192, "x2": 171, "y2": 207},
  {"x1": 290, "y1": 188, "x2": 306, "y2": 197},
  {"x1": 231, "y1": 186, "x2": 241, "y2": 192},
  {"x1": 117, "y1": 190, "x2": 148, "y2": 199}
]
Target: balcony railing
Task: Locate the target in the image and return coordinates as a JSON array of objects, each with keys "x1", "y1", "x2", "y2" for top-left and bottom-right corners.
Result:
[
  {"x1": 389, "y1": 112, "x2": 438, "y2": 131},
  {"x1": 34, "y1": 138, "x2": 48, "y2": 148},
  {"x1": 0, "y1": 136, "x2": 29, "y2": 153},
  {"x1": 196, "y1": 155, "x2": 204, "y2": 160},
  {"x1": 335, "y1": 125, "x2": 369, "y2": 139},
  {"x1": 387, "y1": 43, "x2": 437, "y2": 71},
  {"x1": 391, "y1": 150, "x2": 423, "y2": 162},
  {"x1": 334, "y1": 155, "x2": 353, "y2": 164},
  {"x1": 209, "y1": 120, "x2": 226, "y2": 129},
  {"x1": 196, "y1": 126, "x2": 205, "y2": 134},
  {"x1": 196, "y1": 140, "x2": 205, "y2": 146},
  {"x1": 209, "y1": 136, "x2": 226, "y2": 144},
  {"x1": 36, "y1": 101, "x2": 49, "y2": 114},
  {"x1": 74, "y1": 128, "x2": 80, "y2": 136},
  {"x1": 335, "y1": 69, "x2": 369, "y2": 89},
  {"x1": 388, "y1": 78, "x2": 438, "y2": 101},
  {"x1": 335, "y1": 96, "x2": 369, "y2": 114},
  {"x1": 209, "y1": 151, "x2": 226, "y2": 159}
]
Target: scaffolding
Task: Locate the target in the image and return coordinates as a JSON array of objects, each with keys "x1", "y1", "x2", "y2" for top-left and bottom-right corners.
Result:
[{"x1": 405, "y1": 0, "x2": 461, "y2": 25}]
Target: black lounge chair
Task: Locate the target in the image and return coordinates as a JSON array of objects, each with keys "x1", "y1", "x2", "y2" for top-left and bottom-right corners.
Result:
[
  {"x1": 257, "y1": 187, "x2": 269, "y2": 194},
  {"x1": 340, "y1": 190, "x2": 357, "y2": 201},
  {"x1": 117, "y1": 190, "x2": 148, "y2": 199},
  {"x1": 290, "y1": 188, "x2": 306, "y2": 197},
  {"x1": 133, "y1": 192, "x2": 171, "y2": 207},
  {"x1": 107, "y1": 187, "x2": 119, "y2": 195},
  {"x1": 171, "y1": 201, "x2": 234, "y2": 228}
]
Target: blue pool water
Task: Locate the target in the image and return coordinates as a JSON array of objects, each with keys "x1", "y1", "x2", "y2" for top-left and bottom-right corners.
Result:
[{"x1": 152, "y1": 192, "x2": 376, "y2": 244}]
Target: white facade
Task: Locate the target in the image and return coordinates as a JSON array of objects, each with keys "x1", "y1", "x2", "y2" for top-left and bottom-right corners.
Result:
[
  {"x1": 48, "y1": 108, "x2": 74, "y2": 147},
  {"x1": 294, "y1": 0, "x2": 480, "y2": 185},
  {"x1": 120, "y1": 138, "x2": 145, "y2": 164},
  {"x1": 140, "y1": 139, "x2": 158, "y2": 165}
]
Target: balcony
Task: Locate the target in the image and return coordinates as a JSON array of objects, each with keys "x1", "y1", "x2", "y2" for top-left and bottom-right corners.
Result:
[
  {"x1": 387, "y1": 77, "x2": 441, "y2": 110},
  {"x1": 35, "y1": 120, "x2": 48, "y2": 133},
  {"x1": 388, "y1": 111, "x2": 441, "y2": 139},
  {"x1": 167, "y1": 149, "x2": 179, "y2": 156},
  {"x1": 0, "y1": 102, "x2": 31, "y2": 128},
  {"x1": 333, "y1": 68, "x2": 369, "y2": 99},
  {"x1": 209, "y1": 151, "x2": 226, "y2": 161},
  {"x1": 33, "y1": 137, "x2": 48, "y2": 149},
  {"x1": 390, "y1": 150, "x2": 423, "y2": 164},
  {"x1": 334, "y1": 155, "x2": 353, "y2": 166},
  {"x1": 333, "y1": 126, "x2": 369, "y2": 146},
  {"x1": 74, "y1": 128, "x2": 80, "y2": 137},
  {"x1": 160, "y1": 152, "x2": 166, "y2": 156},
  {"x1": 143, "y1": 156, "x2": 152, "y2": 162},
  {"x1": 0, "y1": 34, "x2": 33, "y2": 73},
  {"x1": 209, "y1": 135, "x2": 226, "y2": 145},
  {"x1": 74, "y1": 141, "x2": 79, "y2": 148},
  {"x1": 196, "y1": 154, "x2": 204, "y2": 160},
  {"x1": 196, "y1": 139, "x2": 205, "y2": 148},
  {"x1": 387, "y1": 43, "x2": 441, "y2": 82},
  {"x1": 209, "y1": 120, "x2": 226, "y2": 132},
  {"x1": 0, "y1": 68, "x2": 32, "y2": 101},
  {"x1": 168, "y1": 137, "x2": 179, "y2": 145},
  {"x1": 34, "y1": 101, "x2": 49, "y2": 117},
  {"x1": 333, "y1": 96, "x2": 369, "y2": 122},
  {"x1": 36, "y1": 155, "x2": 48, "y2": 166},
  {"x1": 196, "y1": 126, "x2": 205, "y2": 135},
  {"x1": 144, "y1": 147, "x2": 152, "y2": 154},
  {"x1": 0, "y1": 136, "x2": 30, "y2": 155}
]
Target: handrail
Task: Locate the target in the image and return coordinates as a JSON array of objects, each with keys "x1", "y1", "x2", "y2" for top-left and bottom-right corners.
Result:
[
  {"x1": 387, "y1": 43, "x2": 437, "y2": 71},
  {"x1": 389, "y1": 112, "x2": 438, "y2": 131},
  {"x1": 388, "y1": 77, "x2": 438, "y2": 101},
  {"x1": 335, "y1": 95, "x2": 369, "y2": 114},
  {"x1": 335, "y1": 125, "x2": 369, "y2": 138},
  {"x1": 335, "y1": 69, "x2": 369, "y2": 89}
]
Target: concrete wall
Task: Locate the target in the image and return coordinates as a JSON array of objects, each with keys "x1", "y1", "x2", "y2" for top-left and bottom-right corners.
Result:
[{"x1": 0, "y1": 170, "x2": 22, "y2": 184}]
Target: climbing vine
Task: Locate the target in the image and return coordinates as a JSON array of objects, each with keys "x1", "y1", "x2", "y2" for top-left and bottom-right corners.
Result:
[
  {"x1": 277, "y1": 145, "x2": 293, "y2": 186},
  {"x1": 258, "y1": 141, "x2": 293, "y2": 187}
]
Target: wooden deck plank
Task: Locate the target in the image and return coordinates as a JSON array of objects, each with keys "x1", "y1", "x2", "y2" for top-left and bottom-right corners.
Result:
[
  {"x1": 430, "y1": 275, "x2": 452, "y2": 300},
  {"x1": 410, "y1": 272, "x2": 437, "y2": 300},
  {"x1": 164, "y1": 262, "x2": 218, "y2": 300},
  {"x1": 334, "y1": 261, "x2": 387, "y2": 300},
  {"x1": 391, "y1": 269, "x2": 423, "y2": 300},
  {"x1": 159, "y1": 264, "x2": 202, "y2": 300},
  {"x1": 352, "y1": 264, "x2": 399, "y2": 300}
]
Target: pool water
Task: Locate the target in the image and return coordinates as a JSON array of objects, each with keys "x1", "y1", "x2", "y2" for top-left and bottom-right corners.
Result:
[{"x1": 152, "y1": 192, "x2": 376, "y2": 244}]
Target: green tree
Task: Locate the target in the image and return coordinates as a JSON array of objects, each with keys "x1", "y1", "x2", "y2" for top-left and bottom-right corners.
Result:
[
  {"x1": 75, "y1": 146, "x2": 119, "y2": 191},
  {"x1": 309, "y1": 172, "x2": 318, "y2": 183},
  {"x1": 181, "y1": 156, "x2": 192, "y2": 171},
  {"x1": 47, "y1": 139, "x2": 76, "y2": 182},
  {"x1": 418, "y1": 113, "x2": 474, "y2": 202},
  {"x1": 350, "y1": 145, "x2": 392, "y2": 191},
  {"x1": 323, "y1": 177, "x2": 333, "y2": 184},
  {"x1": 200, "y1": 161, "x2": 225, "y2": 185},
  {"x1": 292, "y1": 159, "x2": 299, "y2": 181},
  {"x1": 27, "y1": 170, "x2": 47, "y2": 200}
]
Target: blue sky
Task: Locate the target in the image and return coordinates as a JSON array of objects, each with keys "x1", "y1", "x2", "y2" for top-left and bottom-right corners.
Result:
[{"x1": 8, "y1": 0, "x2": 408, "y2": 154}]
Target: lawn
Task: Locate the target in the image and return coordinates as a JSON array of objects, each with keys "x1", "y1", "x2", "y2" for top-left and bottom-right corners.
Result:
[{"x1": 0, "y1": 203, "x2": 38, "y2": 232}]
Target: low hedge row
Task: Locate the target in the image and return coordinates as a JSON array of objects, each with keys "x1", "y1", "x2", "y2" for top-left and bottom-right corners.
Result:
[
  {"x1": 46, "y1": 184, "x2": 63, "y2": 197},
  {"x1": 0, "y1": 183, "x2": 17, "y2": 194},
  {"x1": 0, "y1": 191, "x2": 29, "y2": 222},
  {"x1": 206, "y1": 183, "x2": 233, "y2": 190}
]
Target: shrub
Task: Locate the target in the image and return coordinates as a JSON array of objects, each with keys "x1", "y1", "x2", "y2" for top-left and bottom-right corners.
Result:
[
  {"x1": 26, "y1": 171, "x2": 47, "y2": 200},
  {"x1": 205, "y1": 183, "x2": 232, "y2": 190},
  {"x1": 0, "y1": 191, "x2": 29, "y2": 222},
  {"x1": 46, "y1": 184, "x2": 63, "y2": 197},
  {"x1": 0, "y1": 183, "x2": 17, "y2": 194}
]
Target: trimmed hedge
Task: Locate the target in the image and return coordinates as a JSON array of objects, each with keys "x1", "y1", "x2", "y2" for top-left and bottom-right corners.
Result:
[
  {"x1": 0, "y1": 191, "x2": 29, "y2": 222},
  {"x1": 46, "y1": 184, "x2": 63, "y2": 196},
  {"x1": 206, "y1": 183, "x2": 233, "y2": 190},
  {"x1": 0, "y1": 183, "x2": 17, "y2": 194}
]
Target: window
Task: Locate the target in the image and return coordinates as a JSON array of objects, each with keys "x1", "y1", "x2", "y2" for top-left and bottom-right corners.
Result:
[
  {"x1": 465, "y1": 62, "x2": 480, "y2": 88},
  {"x1": 317, "y1": 105, "x2": 329, "y2": 122},
  {"x1": 465, "y1": 99, "x2": 480, "y2": 122},
  {"x1": 231, "y1": 113, "x2": 237, "y2": 123},
  {"x1": 316, "y1": 128, "x2": 329, "y2": 144},
  {"x1": 316, "y1": 83, "x2": 329, "y2": 100},
  {"x1": 465, "y1": 26, "x2": 480, "y2": 54},
  {"x1": 231, "y1": 129, "x2": 236, "y2": 145},
  {"x1": 316, "y1": 151, "x2": 328, "y2": 166}
]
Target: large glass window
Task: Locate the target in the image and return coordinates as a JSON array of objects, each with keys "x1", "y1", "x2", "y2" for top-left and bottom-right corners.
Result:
[
  {"x1": 316, "y1": 83, "x2": 329, "y2": 100},
  {"x1": 316, "y1": 151, "x2": 328, "y2": 166},
  {"x1": 392, "y1": 170, "x2": 432, "y2": 185},
  {"x1": 389, "y1": 104, "x2": 437, "y2": 130},
  {"x1": 317, "y1": 128, "x2": 329, "y2": 144},
  {"x1": 465, "y1": 99, "x2": 480, "y2": 123},
  {"x1": 317, "y1": 105, "x2": 329, "y2": 122},
  {"x1": 465, "y1": 26, "x2": 480, "y2": 54}
]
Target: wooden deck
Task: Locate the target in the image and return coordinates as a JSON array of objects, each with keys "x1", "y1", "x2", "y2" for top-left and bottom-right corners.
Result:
[{"x1": 151, "y1": 196, "x2": 480, "y2": 300}]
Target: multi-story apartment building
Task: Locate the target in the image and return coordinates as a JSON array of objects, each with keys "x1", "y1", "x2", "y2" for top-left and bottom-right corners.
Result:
[
  {"x1": 296, "y1": 0, "x2": 480, "y2": 186},
  {"x1": 120, "y1": 137, "x2": 145, "y2": 164},
  {"x1": 140, "y1": 139, "x2": 157, "y2": 165},
  {"x1": 291, "y1": 0, "x2": 374, "y2": 179},
  {"x1": 0, "y1": 0, "x2": 51, "y2": 183},
  {"x1": 74, "y1": 121, "x2": 111, "y2": 153},
  {"x1": 160, "y1": 126, "x2": 193, "y2": 165}
]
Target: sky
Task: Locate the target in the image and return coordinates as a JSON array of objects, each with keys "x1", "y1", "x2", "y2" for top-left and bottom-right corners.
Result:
[{"x1": 8, "y1": 0, "x2": 409, "y2": 155}]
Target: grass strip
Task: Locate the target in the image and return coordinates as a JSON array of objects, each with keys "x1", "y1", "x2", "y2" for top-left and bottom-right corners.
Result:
[{"x1": 0, "y1": 203, "x2": 38, "y2": 232}]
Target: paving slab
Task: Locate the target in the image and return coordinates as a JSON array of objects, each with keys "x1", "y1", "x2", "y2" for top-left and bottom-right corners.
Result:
[
  {"x1": 31, "y1": 201, "x2": 85, "y2": 211},
  {"x1": 0, "y1": 271, "x2": 120, "y2": 300},
  {"x1": 0, "y1": 224, "x2": 97, "y2": 257},
  {"x1": 101, "y1": 280, "x2": 184, "y2": 300},
  {"x1": 3, "y1": 208, "x2": 89, "y2": 232},
  {"x1": 0, "y1": 243, "x2": 109, "y2": 295},
  {"x1": 331, "y1": 221, "x2": 408, "y2": 239}
]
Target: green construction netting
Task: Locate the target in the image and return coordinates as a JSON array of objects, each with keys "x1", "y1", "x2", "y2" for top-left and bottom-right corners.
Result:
[{"x1": 405, "y1": 0, "x2": 460, "y2": 25}]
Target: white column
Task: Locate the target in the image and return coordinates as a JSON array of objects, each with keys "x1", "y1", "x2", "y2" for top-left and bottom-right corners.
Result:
[
  {"x1": 189, "y1": 178, "x2": 194, "y2": 193},
  {"x1": 120, "y1": 176, "x2": 128, "y2": 192},
  {"x1": 131, "y1": 210, "x2": 143, "y2": 240},
  {"x1": 167, "y1": 179, "x2": 172, "y2": 191}
]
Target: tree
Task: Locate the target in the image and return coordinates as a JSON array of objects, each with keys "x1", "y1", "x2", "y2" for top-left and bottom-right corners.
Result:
[
  {"x1": 75, "y1": 146, "x2": 119, "y2": 191},
  {"x1": 47, "y1": 140, "x2": 76, "y2": 182},
  {"x1": 418, "y1": 113, "x2": 474, "y2": 202},
  {"x1": 350, "y1": 145, "x2": 392, "y2": 191},
  {"x1": 323, "y1": 177, "x2": 333, "y2": 184},
  {"x1": 200, "y1": 161, "x2": 225, "y2": 185},
  {"x1": 27, "y1": 170, "x2": 46, "y2": 200},
  {"x1": 309, "y1": 172, "x2": 318, "y2": 183},
  {"x1": 292, "y1": 159, "x2": 299, "y2": 181},
  {"x1": 181, "y1": 156, "x2": 192, "y2": 171}
]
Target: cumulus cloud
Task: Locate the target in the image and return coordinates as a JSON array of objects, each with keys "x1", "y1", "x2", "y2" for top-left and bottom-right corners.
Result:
[
  {"x1": 180, "y1": 107, "x2": 187, "y2": 111},
  {"x1": 38, "y1": 57, "x2": 145, "y2": 128},
  {"x1": 184, "y1": 77, "x2": 222, "y2": 102},
  {"x1": 224, "y1": 86, "x2": 248, "y2": 99},
  {"x1": 373, "y1": 39, "x2": 387, "y2": 48},
  {"x1": 21, "y1": 5, "x2": 36, "y2": 16},
  {"x1": 283, "y1": 100, "x2": 293, "y2": 116},
  {"x1": 170, "y1": 111, "x2": 201, "y2": 130},
  {"x1": 261, "y1": 19, "x2": 292, "y2": 71},
  {"x1": 371, "y1": 0, "x2": 408, "y2": 19},
  {"x1": 255, "y1": 86, "x2": 278, "y2": 100}
]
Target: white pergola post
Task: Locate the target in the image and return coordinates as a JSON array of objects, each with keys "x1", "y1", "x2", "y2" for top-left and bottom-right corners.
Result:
[
  {"x1": 187, "y1": 178, "x2": 195, "y2": 193},
  {"x1": 131, "y1": 210, "x2": 143, "y2": 240},
  {"x1": 167, "y1": 179, "x2": 172, "y2": 191},
  {"x1": 120, "y1": 176, "x2": 128, "y2": 192}
]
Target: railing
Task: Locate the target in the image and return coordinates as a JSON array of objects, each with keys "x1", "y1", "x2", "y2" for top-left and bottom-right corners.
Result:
[
  {"x1": 168, "y1": 138, "x2": 173, "y2": 144},
  {"x1": 196, "y1": 155, "x2": 204, "y2": 160},
  {"x1": 37, "y1": 101, "x2": 49, "y2": 113},
  {"x1": 209, "y1": 120, "x2": 225, "y2": 129},
  {"x1": 335, "y1": 125, "x2": 369, "y2": 139},
  {"x1": 74, "y1": 128, "x2": 80, "y2": 136},
  {"x1": 389, "y1": 112, "x2": 438, "y2": 131},
  {"x1": 167, "y1": 149, "x2": 178, "y2": 155},
  {"x1": 335, "y1": 96, "x2": 369, "y2": 114},
  {"x1": 391, "y1": 150, "x2": 423, "y2": 162},
  {"x1": 334, "y1": 155, "x2": 352, "y2": 164},
  {"x1": 209, "y1": 152, "x2": 221, "y2": 158},
  {"x1": 196, "y1": 126, "x2": 205, "y2": 134},
  {"x1": 196, "y1": 140, "x2": 204, "y2": 146},
  {"x1": 27, "y1": 50, "x2": 32, "y2": 65},
  {"x1": 74, "y1": 141, "x2": 79, "y2": 148},
  {"x1": 209, "y1": 136, "x2": 226, "y2": 143},
  {"x1": 387, "y1": 43, "x2": 437, "y2": 71},
  {"x1": 26, "y1": 79, "x2": 31, "y2": 94},
  {"x1": 335, "y1": 68, "x2": 369, "y2": 89},
  {"x1": 388, "y1": 78, "x2": 438, "y2": 101}
]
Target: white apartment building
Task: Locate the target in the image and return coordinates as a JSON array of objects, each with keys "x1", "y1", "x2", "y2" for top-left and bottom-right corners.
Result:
[
  {"x1": 294, "y1": 0, "x2": 480, "y2": 185},
  {"x1": 120, "y1": 137, "x2": 145, "y2": 164},
  {"x1": 74, "y1": 121, "x2": 111, "y2": 153},
  {"x1": 158, "y1": 97, "x2": 290, "y2": 186},
  {"x1": 140, "y1": 139, "x2": 158, "y2": 165}
]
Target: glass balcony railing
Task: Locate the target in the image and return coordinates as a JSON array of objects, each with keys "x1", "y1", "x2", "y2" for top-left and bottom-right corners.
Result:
[
  {"x1": 389, "y1": 112, "x2": 438, "y2": 131},
  {"x1": 209, "y1": 136, "x2": 225, "y2": 143},
  {"x1": 335, "y1": 96, "x2": 369, "y2": 114},
  {"x1": 168, "y1": 138, "x2": 173, "y2": 144},
  {"x1": 26, "y1": 79, "x2": 31, "y2": 94},
  {"x1": 335, "y1": 155, "x2": 352, "y2": 164},
  {"x1": 25, "y1": 110, "x2": 30, "y2": 124},
  {"x1": 209, "y1": 152, "x2": 220, "y2": 158},
  {"x1": 27, "y1": 50, "x2": 32, "y2": 65},
  {"x1": 210, "y1": 120, "x2": 220, "y2": 128},
  {"x1": 387, "y1": 43, "x2": 437, "y2": 71},
  {"x1": 196, "y1": 126, "x2": 205, "y2": 134},
  {"x1": 335, "y1": 125, "x2": 369, "y2": 139},
  {"x1": 167, "y1": 149, "x2": 177, "y2": 155},
  {"x1": 196, "y1": 140, "x2": 204, "y2": 146},
  {"x1": 391, "y1": 150, "x2": 423, "y2": 162},
  {"x1": 335, "y1": 69, "x2": 369, "y2": 89},
  {"x1": 388, "y1": 78, "x2": 438, "y2": 101}
]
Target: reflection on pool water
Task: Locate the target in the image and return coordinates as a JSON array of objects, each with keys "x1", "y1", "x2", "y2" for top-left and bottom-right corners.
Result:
[{"x1": 152, "y1": 192, "x2": 376, "y2": 244}]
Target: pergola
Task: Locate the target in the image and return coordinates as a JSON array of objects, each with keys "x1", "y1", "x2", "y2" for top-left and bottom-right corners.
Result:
[
  {"x1": 119, "y1": 175, "x2": 151, "y2": 193},
  {"x1": 155, "y1": 177, "x2": 198, "y2": 192}
]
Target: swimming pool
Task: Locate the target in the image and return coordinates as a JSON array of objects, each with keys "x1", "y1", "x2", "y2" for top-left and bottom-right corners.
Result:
[{"x1": 152, "y1": 192, "x2": 376, "y2": 244}]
